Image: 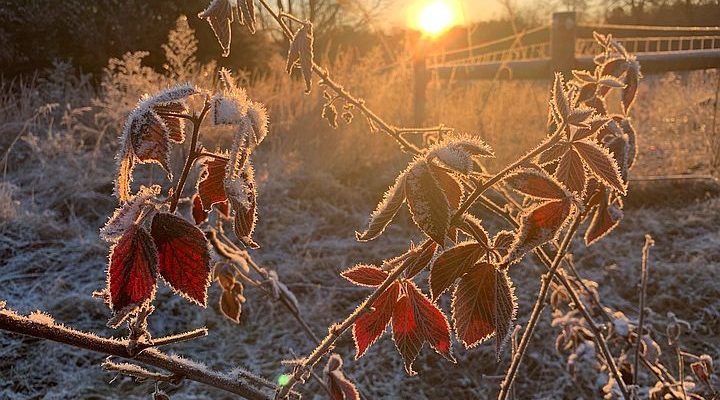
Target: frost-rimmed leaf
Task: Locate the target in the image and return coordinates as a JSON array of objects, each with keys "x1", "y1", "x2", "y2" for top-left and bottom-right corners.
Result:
[
  {"x1": 341, "y1": 265, "x2": 388, "y2": 287},
  {"x1": 405, "y1": 160, "x2": 451, "y2": 245},
  {"x1": 153, "y1": 102, "x2": 188, "y2": 143},
  {"x1": 213, "y1": 89, "x2": 249, "y2": 125},
  {"x1": 573, "y1": 116, "x2": 611, "y2": 141},
  {"x1": 198, "y1": 157, "x2": 228, "y2": 210},
  {"x1": 101, "y1": 185, "x2": 160, "y2": 242},
  {"x1": 108, "y1": 224, "x2": 158, "y2": 315},
  {"x1": 356, "y1": 173, "x2": 406, "y2": 242},
  {"x1": 128, "y1": 109, "x2": 172, "y2": 175},
  {"x1": 392, "y1": 281, "x2": 454, "y2": 375},
  {"x1": 451, "y1": 262, "x2": 517, "y2": 357},
  {"x1": 573, "y1": 139, "x2": 627, "y2": 194},
  {"x1": 427, "y1": 135, "x2": 493, "y2": 174},
  {"x1": 353, "y1": 281, "x2": 400, "y2": 359},
  {"x1": 567, "y1": 107, "x2": 594, "y2": 127},
  {"x1": 555, "y1": 147, "x2": 587, "y2": 195},
  {"x1": 403, "y1": 241, "x2": 438, "y2": 279},
  {"x1": 622, "y1": 61, "x2": 641, "y2": 115},
  {"x1": 247, "y1": 101, "x2": 268, "y2": 148},
  {"x1": 198, "y1": 0, "x2": 233, "y2": 57},
  {"x1": 286, "y1": 22, "x2": 314, "y2": 93},
  {"x1": 150, "y1": 213, "x2": 211, "y2": 306},
  {"x1": 429, "y1": 241, "x2": 483, "y2": 300},
  {"x1": 537, "y1": 143, "x2": 569, "y2": 165},
  {"x1": 551, "y1": 73, "x2": 570, "y2": 122},
  {"x1": 504, "y1": 168, "x2": 569, "y2": 200},
  {"x1": 506, "y1": 199, "x2": 573, "y2": 263},
  {"x1": 238, "y1": 0, "x2": 256, "y2": 34},
  {"x1": 585, "y1": 191, "x2": 623, "y2": 246},
  {"x1": 192, "y1": 194, "x2": 209, "y2": 224},
  {"x1": 324, "y1": 354, "x2": 360, "y2": 400},
  {"x1": 459, "y1": 214, "x2": 490, "y2": 246},
  {"x1": 226, "y1": 163, "x2": 258, "y2": 248}
]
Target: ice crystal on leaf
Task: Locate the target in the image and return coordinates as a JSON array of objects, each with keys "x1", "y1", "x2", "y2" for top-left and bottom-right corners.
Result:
[
  {"x1": 286, "y1": 22, "x2": 315, "y2": 93},
  {"x1": 101, "y1": 185, "x2": 161, "y2": 243},
  {"x1": 198, "y1": 0, "x2": 234, "y2": 57}
]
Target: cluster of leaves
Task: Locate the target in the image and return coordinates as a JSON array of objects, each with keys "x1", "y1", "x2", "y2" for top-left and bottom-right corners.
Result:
[
  {"x1": 335, "y1": 32, "x2": 643, "y2": 379},
  {"x1": 101, "y1": 68, "x2": 268, "y2": 327}
]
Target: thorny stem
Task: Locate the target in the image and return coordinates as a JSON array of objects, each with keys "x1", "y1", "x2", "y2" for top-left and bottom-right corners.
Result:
[
  {"x1": 151, "y1": 327, "x2": 208, "y2": 347},
  {"x1": 478, "y1": 194, "x2": 631, "y2": 400},
  {"x1": 634, "y1": 235, "x2": 654, "y2": 384},
  {"x1": 168, "y1": 97, "x2": 212, "y2": 214},
  {"x1": 0, "y1": 308, "x2": 285, "y2": 400},
  {"x1": 497, "y1": 216, "x2": 582, "y2": 400}
]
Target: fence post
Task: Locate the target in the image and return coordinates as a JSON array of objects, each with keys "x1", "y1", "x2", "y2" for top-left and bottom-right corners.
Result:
[
  {"x1": 551, "y1": 11, "x2": 577, "y2": 76},
  {"x1": 413, "y1": 50, "x2": 428, "y2": 127}
]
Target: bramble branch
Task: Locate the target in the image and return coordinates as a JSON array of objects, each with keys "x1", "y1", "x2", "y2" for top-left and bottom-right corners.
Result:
[{"x1": 0, "y1": 307, "x2": 291, "y2": 400}]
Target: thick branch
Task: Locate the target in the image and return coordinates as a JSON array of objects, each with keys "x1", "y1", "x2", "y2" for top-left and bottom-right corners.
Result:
[{"x1": 0, "y1": 308, "x2": 287, "y2": 400}]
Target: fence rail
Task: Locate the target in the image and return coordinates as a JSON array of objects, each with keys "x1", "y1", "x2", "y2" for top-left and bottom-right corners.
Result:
[{"x1": 412, "y1": 11, "x2": 720, "y2": 124}]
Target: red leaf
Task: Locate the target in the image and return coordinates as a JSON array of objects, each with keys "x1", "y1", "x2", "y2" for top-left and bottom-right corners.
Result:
[
  {"x1": 356, "y1": 173, "x2": 406, "y2": 241},
  {"x1": 555, "y1": 147, "x2": 587, "y2": 195},
  {"x1": 392, "y1": 282, "x2": 454, "y2": 375},
  {"x1": 341, "y1": 265, "x2": 388, "y2": 287},
  {"x1": 101, "y1": 185, "x2": 160, "y2": 242},
  {"x1": 325, "y1": 354, "x2": 360, "y2": 400},
  {"x1": 192, "y1": 194, "x2": 209, "y2": 225},
  {"x1": 459, "y1": 215, "x2": 490, "y2": 247},
  {"x1": 405, "y1": 160, "x2": 451, "y2": 245},
  {"x1": 506, "y1": 199, "x2": 573, "y2": 262},
  {"x1": 353, "y1": 281, "x2": 400, "y2": 358},
  {"x1": 151, "y1": 213, "x2": 211, "y2": 306},
  {"x1": 216, "y1": 200, "x2": 230, "y2": 217},
  {"x1": 585, "y1": 191, "x2": 623, "y2": 246},
  {"x1": 403, "y1": 241, "x2": 438, "y2": 279},
  {"x1": 573, "y1": 140, "x2": 627, "y2": 194},
  {"x1": 108, "y1": 224, "x2": 158, "y2": 314},
  {"x1": 198, "y1": 158, "x2": 228, "y2": 210},
  {"x1": 429, "y1": 242, "x2": 483, "y2": 300},
  {"x1": 504, "y1": 168, "x2": 568, "y2": 200},
  {"x1": 451, "y1": 263, "x2": 517, "y2": 357}
]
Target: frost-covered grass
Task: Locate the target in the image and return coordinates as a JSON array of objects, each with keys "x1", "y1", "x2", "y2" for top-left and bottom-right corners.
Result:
[{"x1": 1, "y1": 23, "x2": 719, "y2": 398}]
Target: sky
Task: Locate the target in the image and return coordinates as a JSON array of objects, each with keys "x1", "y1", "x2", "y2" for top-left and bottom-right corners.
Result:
[{"x1": 384, "y1": 0, "x2": 531, "y2": 26}]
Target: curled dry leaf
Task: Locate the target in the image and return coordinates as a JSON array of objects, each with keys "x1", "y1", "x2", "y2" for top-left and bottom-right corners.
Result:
[
  {"x1": 225, "y1": 163, "x2": 258, "y2": 248},
  {"x1": 150, "y1": 213, "x2": 211, "y2": 306},
  {"x1": 356, "y1": 173, "x2": 406, "y2": 242},
  {"x1": 198, "y1": 0, "x2": 233, "y2": 57},
  {"x1": 220, "y1": 287, "x2": 244, "y2": 323},
  {"x1": 451, "y1": 262, "x2": 517, "y2": 357},
  {"x1": 286, "y1": 22, "x2": 314, "y2": 93},
  {"x1": 108, "y1": 224, "x2": 158, "y2": 317},
  {"x1": 101, "y1": 185, "x2": 160, "y2": 242},
  {"x1": 405, "y1": 160, "x2": 451, "y2": 245},
  {"x1": 324, "y1": 354, "x2": 360, "y2": 400}
]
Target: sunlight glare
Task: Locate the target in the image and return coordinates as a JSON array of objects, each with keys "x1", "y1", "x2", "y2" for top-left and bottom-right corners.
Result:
[{"x1": 414, "y1": 1, "x2": 458, "y2": 37}]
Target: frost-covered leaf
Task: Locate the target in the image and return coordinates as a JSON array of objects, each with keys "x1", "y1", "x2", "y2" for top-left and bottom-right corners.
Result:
[
  {"x1": 153, "y1": 102, "x2": 188, "y2": 143},
  {"x1": 198, "y1": 0, "x2": 234, "y2": 57},
  {"x1": 238, "y1": 0, "x2": 256, "y2": 34},
  {"x1": 567, "y1": 107, "x2": 594, "y2": 127},
  {"x1": 108, "y1": 224, "x2": 158, "y2": 314},
  {"x1": 585, "y1": 191, "x2": 623, "y2": 246},
  {"x1": 213, "y1": 90, "x2": 249, "y2": 125},
  {"x1": 192, "y1": 194, "x2": 209, "y2": 225},
  {"x1": 128, "y1": 109, "x2": 171, "y2": 175},
  {"x1": 504, "y1": 168, "x2": 568, "y2": 200},
  {"x1": 246, "y1": 101, "x2": 268, "y2": 148},
  {"x1": 537, "y1": 143, "x2": 568, "y2": 165},
  {"x1": 405, "y1": 160, "x2": 451, "y2": 245},
  {"x1": 427, "y1": 135, "x2": 492, "y2": 174},
  {"x1": 573, "y1": 140, "x2": 627, "y2": 194},
  {"x1": 198, "y1": 157, "x2": 228, "y2": 210},
  {"x1": 353, "y1": 281, "x2": 400, "y2": 358},
  {"x1": 226, "y1": 163, "x2": 257, "y2": 248},
  {"x1": 492, "y1": 230, "x2": 515, "y2": 259},
  {"x1": 601, "y1": 58, "x2": 628, "y2": 78},
  {"x1": 555, "y1": 148, "x2": 587, "y2": 195},
  {"x1": 622, "y1": 63, "x2": 640, "y2": 115},
  {"x1": 598, "y1": 75, "x2": 625, "y2": 88},
  {"x1": 325, "y1": 354, "x2": 360, "y2": 400},
  {"x1": 286, "y1": 22, "x2": 314, "y2": 92},
  {"x1": 506, "y1": 199, "x2": 573, "y2": 263},
  {"x1": 430, "y1": 166, "x2": 462, "y2": 209},
  {"x1": 115, "y1": 142, "x2": 135, "y2": 202},
  {"x1": 429, "y1": 241, "x2": 483, "y2": 300},
  {"x1": 452, "y1": 262, "x2": 517, "y2": 356},
  {"x1": 392, "y1": 282, "x2": 454, "y2": 375},
  {"x1": 151, "y1": 213, "x2": 211, "y2": 306},
  {"x1": 459, "y1": 214, "x2": 490, "y2": 247},
  {"x1": 551, "y1": 73, "x2": 570, "y2": 122},
  {"x1": 573, "y1": 116, "x2": 611, "y2": 141},
  {"x1": 101, "y1": 185, "x2": 160, "y2": 242},
  {"x1": 572, "y1": 70, "x2": 596, "y2": 83},
  {"x1": 403, "y1": 241, "x2": 438, "y2": 279},
  {"x1": 341, "y1": 265, "x2": 388, "y2": 287},
  {"x1": 356, "y1": 173, "x2": 406, "y2": 242}
]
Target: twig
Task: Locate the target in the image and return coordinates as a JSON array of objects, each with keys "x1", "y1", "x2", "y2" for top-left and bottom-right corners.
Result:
[
  {"x1": 634, "y1": 235, "x2": 654, "y2": 384},
  {"x1": 0, "y1": 308, "x2": 285, "y2": 400}
]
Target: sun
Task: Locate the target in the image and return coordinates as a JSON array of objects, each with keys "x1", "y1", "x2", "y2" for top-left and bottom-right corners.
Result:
[{"x1": 414, "y1": 1, "x2": 458, "y2": 37}]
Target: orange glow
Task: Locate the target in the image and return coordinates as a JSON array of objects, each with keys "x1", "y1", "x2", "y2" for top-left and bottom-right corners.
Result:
[{"x1": 409, "y1": 1, "x2": 461, "y2": 37}]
